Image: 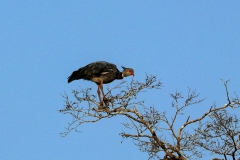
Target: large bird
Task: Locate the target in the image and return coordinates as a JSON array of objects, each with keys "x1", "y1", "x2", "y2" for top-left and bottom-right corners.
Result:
[{"x1": 68, "y1": 61, "x2": 134, "y2": 105}]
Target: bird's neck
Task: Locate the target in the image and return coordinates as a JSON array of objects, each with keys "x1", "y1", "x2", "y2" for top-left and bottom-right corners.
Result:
[{"x1": 116, "y1": 72, "x2": 124, "y2": 79}]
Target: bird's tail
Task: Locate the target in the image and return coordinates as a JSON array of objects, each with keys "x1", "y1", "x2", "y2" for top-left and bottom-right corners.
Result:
[
  {"x1": 67, "y1": 70, "x2": 82, "y2": 83},
  {"x1": 67, "y1": 76, "x2": 74, "y2": 83}
]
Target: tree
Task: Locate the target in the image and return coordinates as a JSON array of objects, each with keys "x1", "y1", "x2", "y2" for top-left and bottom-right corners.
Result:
[
  {"x1": 60, "y1": 75, "x2": 240, "y2": 160},
  {"x1": 195, "y1": 109, "x2": 240, "y2": 160},
  {"x1": 194, "y1": 81, "x2": 240, "y2": 160}
]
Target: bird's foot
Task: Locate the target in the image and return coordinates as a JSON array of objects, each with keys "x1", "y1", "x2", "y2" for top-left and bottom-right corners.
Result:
[
  {"x1": 98, "y1": 101, "x2": 104, "y2": 109},
  {"x1": 103, "y1": 97, "x2": 110, "y2": 102},
  {"x1": 98, "y1": 100, "x2": 109, "y2": 110}
]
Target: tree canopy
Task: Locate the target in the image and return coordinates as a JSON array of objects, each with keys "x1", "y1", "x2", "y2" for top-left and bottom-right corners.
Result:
[{"x1": 60, "y1": 75, "x2": 240, "y2": 160}]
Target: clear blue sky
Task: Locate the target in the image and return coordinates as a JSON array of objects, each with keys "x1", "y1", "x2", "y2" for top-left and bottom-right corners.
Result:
[{"x1": 1, "y1": 1, "x2": 240, "y2": 160}]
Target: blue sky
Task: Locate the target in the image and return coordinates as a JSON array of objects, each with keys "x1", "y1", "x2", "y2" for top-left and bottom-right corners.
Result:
[{"x1": 1, "y1": 1, "x2": 240, "y2": 159}]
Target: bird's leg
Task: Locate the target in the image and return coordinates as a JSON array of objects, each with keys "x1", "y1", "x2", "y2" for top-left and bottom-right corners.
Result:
[
  {"x1": 99, "y1": 81, "x2": 108, "y2": 101},
  {"x1": 97, "y1": 85, "x2": 103, "y2": 106}
]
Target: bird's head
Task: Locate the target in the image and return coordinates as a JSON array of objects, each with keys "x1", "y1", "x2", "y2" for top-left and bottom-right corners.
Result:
[{"x1": 121, "y1": 66, "x2": 134, "y2": 77}]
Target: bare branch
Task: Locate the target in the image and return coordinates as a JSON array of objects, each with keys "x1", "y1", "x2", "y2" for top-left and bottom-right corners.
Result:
[{"x1": 60, "y1": 76, "x2": 240, "y2": 160}]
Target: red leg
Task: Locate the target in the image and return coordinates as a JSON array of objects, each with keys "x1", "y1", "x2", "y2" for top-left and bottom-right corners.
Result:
[
  {"x1": 99, "y1": 80, "x2": 108, "y2": 101},
  {"x1": 97, "y1": 85, "x2": 103, "y2": 106}
]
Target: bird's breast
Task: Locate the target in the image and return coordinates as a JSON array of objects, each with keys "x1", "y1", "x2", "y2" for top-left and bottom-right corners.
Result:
[
  {"x1": 91, "y1": 74, "x2": 115, "y2": 84},
  {"x1": 91, "y1": 77, "x2": 102, "y2": 84}
]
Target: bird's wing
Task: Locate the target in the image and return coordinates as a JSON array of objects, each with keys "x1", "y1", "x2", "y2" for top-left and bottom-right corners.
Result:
[
  {"x1": 85, "y1": 63, "x2": 105, "y2": 75},
  {"x1": 87, "y1": 62, "x2": 116, "y2": 76}
]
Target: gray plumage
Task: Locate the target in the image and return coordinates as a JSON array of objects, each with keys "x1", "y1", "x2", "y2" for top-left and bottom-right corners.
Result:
[
  {"x1": 68, "y1": 61, "x2": 134, "y2": 105},
  {"x1": 68, "y1": 61, "x2": 134, "y2": 84}
]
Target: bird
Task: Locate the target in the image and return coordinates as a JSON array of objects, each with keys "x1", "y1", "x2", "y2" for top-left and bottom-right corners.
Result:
[{"x1": 68, "y1": 61, "x2": 134, "y2": 105}]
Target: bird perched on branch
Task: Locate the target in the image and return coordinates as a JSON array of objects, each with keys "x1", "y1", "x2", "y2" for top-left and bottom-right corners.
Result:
[{"x1": 68, "y1": 61, "x2": 134, "y2": 105}]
